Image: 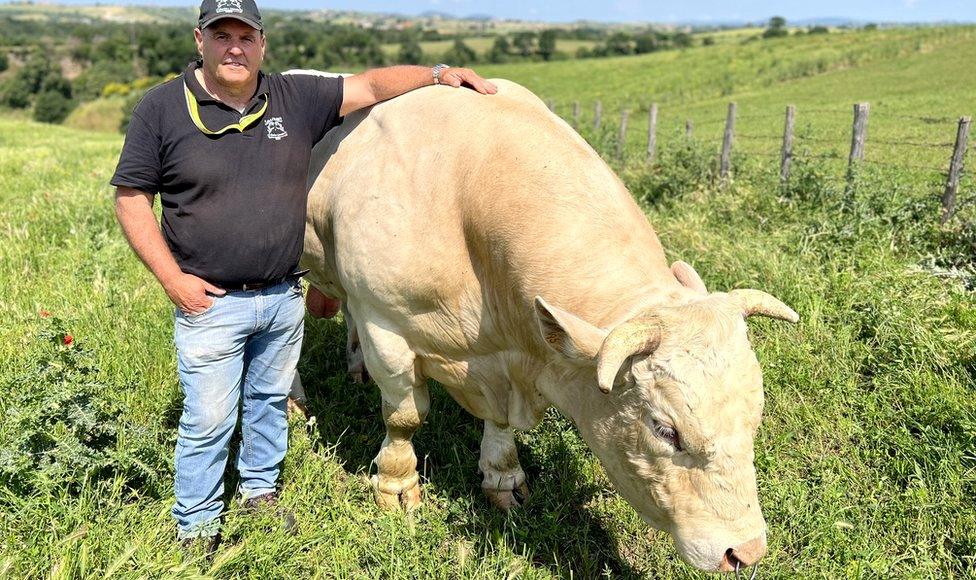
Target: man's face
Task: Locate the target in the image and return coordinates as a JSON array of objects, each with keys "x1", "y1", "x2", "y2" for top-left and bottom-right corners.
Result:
[{"x1": 194, "y1": 19, "x2": 265, "y2": 90}]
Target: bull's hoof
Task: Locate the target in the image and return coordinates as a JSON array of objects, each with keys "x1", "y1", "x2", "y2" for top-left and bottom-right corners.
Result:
[
  {"x1": 349, "y1": 368, "x2": 370, "y2": 384},
  {"x1": 287, "y1": 396, "x2": 309, "y2": 418},
  {"x1": 371, "y1": 475, "x2": 422, "y2": 511},
  {"x1": 374, "y1": 485, "x2": 422, "y2": 511},
  {"x1": 483, "y1": 481, "x2": 530, "y2": 512}
]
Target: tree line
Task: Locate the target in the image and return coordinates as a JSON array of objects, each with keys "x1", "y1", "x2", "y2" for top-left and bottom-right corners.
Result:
[{"x1": 0, "y1": 14, "x2": 827, "y2": 126}]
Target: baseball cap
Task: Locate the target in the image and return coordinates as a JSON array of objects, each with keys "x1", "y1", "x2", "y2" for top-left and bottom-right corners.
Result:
[{"x1": 198, "y1": 0, "x2": 263, "y2": 31}]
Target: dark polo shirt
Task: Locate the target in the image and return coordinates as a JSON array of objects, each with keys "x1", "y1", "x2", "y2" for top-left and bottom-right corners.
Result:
[{"x1": 111, "y1": 61, "x2": 343, "y2": 288}]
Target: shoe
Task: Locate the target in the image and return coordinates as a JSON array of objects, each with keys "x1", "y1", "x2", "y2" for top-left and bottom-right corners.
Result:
[
  {"x1": 243, "y1": 492, "x2": 297, "y2": 535},
  {"x1": 179, "y1": 533, "x2": 220, "y2": 558}
]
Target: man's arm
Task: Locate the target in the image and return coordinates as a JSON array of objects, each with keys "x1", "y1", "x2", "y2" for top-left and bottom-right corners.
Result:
[
  {"x1": 115, "y1": 187, "x2": 224, "y2": 315},
  {"x1": 339, "y1": 65, "x2": 497, "y2": 117}
]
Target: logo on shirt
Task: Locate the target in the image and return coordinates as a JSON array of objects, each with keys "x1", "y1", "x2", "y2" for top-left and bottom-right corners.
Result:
[
  {"x1": 265, "y1": 117, "x2": 288, "y2": 141},
  {"x1": 216, "y1": 0, "x2": 243, "y2": 14}
]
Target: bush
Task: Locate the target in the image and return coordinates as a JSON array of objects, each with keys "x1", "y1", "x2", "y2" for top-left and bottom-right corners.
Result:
[
  {"x1": 487, "y1": 35, "x2": 510, "y2": 63},
  {"x1": 626, "y1": 138, "x2": 716, "y2": 205},
  {"x1": 0, "y1": 51, "x2": 7, "y2": 73},
  {"x1": 441, "y1": 38, "x2": 477, "y2": 66},
  {"x1": 72, "y1": 60, "x2": 136, "y2": 101},
  {"x1": 398, "y1": 38, "x2": 424, "y2": 65},
  {"x1": 0, "y1": 76, "x2": 32, "y2": 108},
  {"x1": 102, "y1": 81, "x2": 132, "y2": 97},
  {"x1": 41, "y1": 71, "x2": 72, "y2": 99},
  {"x1": 33, "y1": 90, "x2": 74, "y2": 124},
  {"x1": 0, "y1": 318, "x2": 168, "y2": 496}
]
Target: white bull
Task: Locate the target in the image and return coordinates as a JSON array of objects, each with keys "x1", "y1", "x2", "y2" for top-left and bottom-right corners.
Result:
[{"x1": 298, "y1": 79, "x2": 798, "y2": 573}]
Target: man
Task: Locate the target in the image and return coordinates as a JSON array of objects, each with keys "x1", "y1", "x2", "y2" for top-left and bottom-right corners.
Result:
[{"x1": 111, "y1": 0, "x2": 496, "y2": 545}]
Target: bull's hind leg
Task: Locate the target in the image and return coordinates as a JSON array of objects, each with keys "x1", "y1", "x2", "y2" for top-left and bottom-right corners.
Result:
[
  {"x1": 342, "y1": 303, "x2": 369, "y2": 384},
  {"x1": 480, "y1": 421, "x2": 529, "y2": 511},
  {"x1": 359, "y1": 319, "x2": 428, "y2": 511}
]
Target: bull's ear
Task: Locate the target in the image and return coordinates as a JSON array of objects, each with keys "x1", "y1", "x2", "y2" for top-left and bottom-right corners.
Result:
[
  {"x1": 671, "y1": 260, "x2": 707, "y2": 294},
  {"x1": 534, "y1": 296, "x2": 607, "y2": 361}
]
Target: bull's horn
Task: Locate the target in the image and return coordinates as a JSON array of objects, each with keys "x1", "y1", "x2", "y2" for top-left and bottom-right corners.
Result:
[
  {"x1": 596, "y1": 318, "x2": 662, "y2": 394},
  {"x1": 671, "y1": 261, "x2": 707, "y2": 294},
  {"x1": 728, "y1": 289, "x2": 800, "y2": 323}
]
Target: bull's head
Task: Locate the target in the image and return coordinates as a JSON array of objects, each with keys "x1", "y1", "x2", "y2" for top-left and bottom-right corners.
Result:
[{"x1": 533, "y1": 261, "x2": 798, "y2": 573}]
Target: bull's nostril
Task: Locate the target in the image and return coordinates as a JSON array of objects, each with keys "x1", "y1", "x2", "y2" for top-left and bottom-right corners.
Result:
[
  {"x1": 723, "y1": 548, "x2": 742, "y2": 573},
  {"x1": 725, "y1": 548, "x2": 737, "y2": 560},
  {"x1": 726, "y1": 549, "x2": 761, "y2": 580}
]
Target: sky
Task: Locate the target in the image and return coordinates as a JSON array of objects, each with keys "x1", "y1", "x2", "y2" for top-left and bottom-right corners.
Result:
[{"x1": 19, "y1": 0, "x2": 976, "y2": 23}]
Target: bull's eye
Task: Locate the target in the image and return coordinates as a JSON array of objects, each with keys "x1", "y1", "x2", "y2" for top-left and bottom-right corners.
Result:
[{"x1": 652, "y1": 420, "x2": 682, "y2": 452}]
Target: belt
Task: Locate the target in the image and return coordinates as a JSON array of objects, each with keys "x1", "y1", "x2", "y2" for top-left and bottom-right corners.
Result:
[{"x1": 220, "y1": 270, "x2": 309, "y2": 292}]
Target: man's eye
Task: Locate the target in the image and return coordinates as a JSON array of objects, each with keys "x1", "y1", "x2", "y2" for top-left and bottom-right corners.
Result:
[{"x1": 652, "y1": 421, "x2": 682, "y2": 451}]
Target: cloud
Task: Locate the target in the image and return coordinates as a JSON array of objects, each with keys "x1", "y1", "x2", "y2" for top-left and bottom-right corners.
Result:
[{"x1": 903, "y1": 0, "x2": 918, "y2": 7}]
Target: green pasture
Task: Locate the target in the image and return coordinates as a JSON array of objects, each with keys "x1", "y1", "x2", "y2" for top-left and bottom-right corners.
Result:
[
  {"x1": 479, "y1": 25, "x2": 976, "y2": 194},
  {"x1": 1, "y1": 24, "x2": 975, "y2": 579}
]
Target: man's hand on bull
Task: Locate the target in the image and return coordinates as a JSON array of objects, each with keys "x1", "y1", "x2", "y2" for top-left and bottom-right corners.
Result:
[
  {"x1": 164, "y1": 272, "x2": 225, "y2": 316},
  {"x1": 436, "y1": 67, "x2": 498, "y2": 94},
  {"x1": 340, "y1": 65, "x2": 497, "y2": 116}
]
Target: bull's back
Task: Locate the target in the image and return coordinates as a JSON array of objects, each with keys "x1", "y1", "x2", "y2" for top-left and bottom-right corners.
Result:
[{"x1": 303, "y1": 79, "x2": 670, "y2": 356}]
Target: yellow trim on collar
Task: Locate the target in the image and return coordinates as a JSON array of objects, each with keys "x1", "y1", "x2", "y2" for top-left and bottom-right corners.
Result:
[{"x1": 183, "y1": 82, "x2": 268, "y2": 136}]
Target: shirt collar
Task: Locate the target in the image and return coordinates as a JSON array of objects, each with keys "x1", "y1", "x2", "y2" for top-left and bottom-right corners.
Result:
[{"x1": 183, "y1": 59, "x2": 269, "y2": 108}]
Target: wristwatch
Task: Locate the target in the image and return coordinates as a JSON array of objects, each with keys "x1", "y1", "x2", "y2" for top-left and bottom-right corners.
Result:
[{"x1": 432, "y1": 63, "x2": 450, "y2": 85}]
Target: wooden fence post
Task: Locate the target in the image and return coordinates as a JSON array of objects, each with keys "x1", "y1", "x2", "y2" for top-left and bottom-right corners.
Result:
[
  {"x1": 846, "y1": 102, "x2": 870, "y2": 191},
  {"x1": 685, "y1": 120, "x2": 693, "y2": 137},
  {"x1": 941, "y1": 116, "x2": 972, "y2": 224},
  {"x1": 647, "y1": 103, "x2": 658, "y2": 163},
  {"x1": 594, "y1": 101, "x2": 602, "y2": 131},
  {"x1": 848, "y1": 102, "x2": 870, "y2": 164},
  {"x1": 573, "y1": 101, "x2": 580, "y2": 128},
  {"x1": 780, "y1": 105, "x2": 796, "y2": 184},
  {"x1": 720, "y1": 102, "x2": 737, "y2": 180},
  {"x1": 617, "y1": 109, "x2": 629, "y2": 161}
]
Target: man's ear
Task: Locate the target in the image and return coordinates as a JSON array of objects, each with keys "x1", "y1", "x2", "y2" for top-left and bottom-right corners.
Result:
[
  {"x1": 194, "y1": 27, "x2": 205, "y2": 56},
  {"x1": 534, "y1": 296, "x2": 607, "y2": 361}
]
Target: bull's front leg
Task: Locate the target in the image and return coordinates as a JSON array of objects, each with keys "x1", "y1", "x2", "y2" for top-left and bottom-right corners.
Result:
[
  {"x1": 480, "y1": 421, "x2": 529, "y2": 511},
  {"x1": 359, "y1": 320, "x2": 428, "y2": 511}
]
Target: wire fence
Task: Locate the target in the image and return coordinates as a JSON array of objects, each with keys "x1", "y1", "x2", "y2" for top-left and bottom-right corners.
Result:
[{"x1": 547, "y1": 98, "x2": 972, "y2": 225}]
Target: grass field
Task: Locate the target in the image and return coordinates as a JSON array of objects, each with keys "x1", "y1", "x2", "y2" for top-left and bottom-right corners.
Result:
[{"x1": 1, "y1": 24, "x2": 975, "y2": 579}]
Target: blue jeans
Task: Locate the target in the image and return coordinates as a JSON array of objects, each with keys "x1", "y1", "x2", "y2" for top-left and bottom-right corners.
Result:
[{"x1": 171, "y1": 279, "x2": 305, "y2": 539}]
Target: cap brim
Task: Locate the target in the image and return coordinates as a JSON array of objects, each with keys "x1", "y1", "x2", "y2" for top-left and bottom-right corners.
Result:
[{"x1": 199, "y1": 14, "x2": 263, "y2": 31}]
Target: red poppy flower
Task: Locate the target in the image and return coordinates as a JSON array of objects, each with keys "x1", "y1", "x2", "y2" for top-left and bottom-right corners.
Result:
[
  {"x1": 39, "y1": 310, "x2": 51, "y2": 318},
  {"x1": 63, "y1": 335, "x2": 74, "y2": 346}
]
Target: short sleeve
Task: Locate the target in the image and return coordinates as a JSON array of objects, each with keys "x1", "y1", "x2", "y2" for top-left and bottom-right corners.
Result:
[
  {"x1": 294, "y1": 74, "x2": 344, "y2": 144},
  {"x1": 110, "y1": 107, "x2": 162, "y2": 194}
]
